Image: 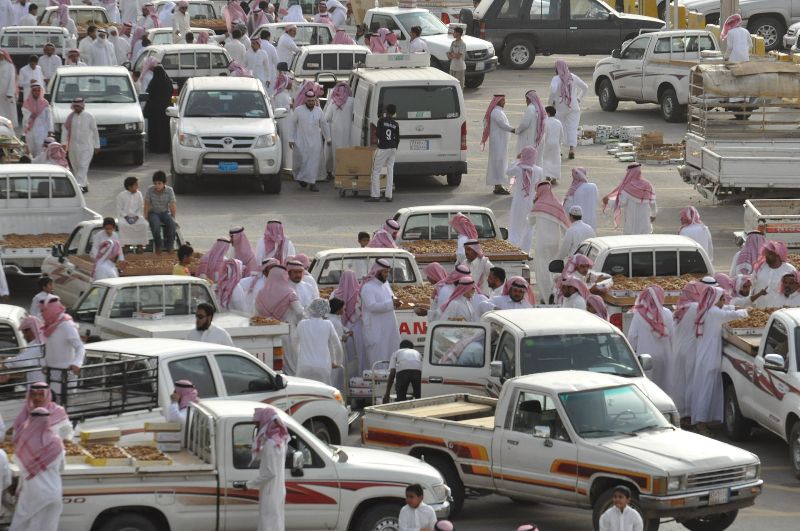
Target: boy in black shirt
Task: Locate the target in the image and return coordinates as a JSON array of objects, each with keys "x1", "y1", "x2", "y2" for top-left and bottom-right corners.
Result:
[{"x1": 368, "y1": 104, "x2": 399, "y2": 202}]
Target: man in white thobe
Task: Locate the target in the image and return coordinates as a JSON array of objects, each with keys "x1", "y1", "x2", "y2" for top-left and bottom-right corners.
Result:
[
  {"x1": 323, "y1": 82, "x2": 354, "y2": 178},
  {"x1": 61, "y1": 98, "x2": 100, "y2": 192},
  {"x1": 627, "y1": 286, "x2": 674, "y2": 391},
  {"x1": 21, "y1": 83, "x2": 53, "y2": 159},
  {"x1": 516, "y1": 89, "x2": 544, "y2": 155},
  {"x1": 277, "y1": 25, "x2": 300, "y2": 65},
  {"x1": 116, "y1": 176, "x2": 150, "y2": 247},
  {"x1": 257, "y1": 30, "x2": 279, "y2": 90},
  {"x1": 482, "y1": 277, "x2": 534, "y2": 312},
  {"x1": 225, "y1": 29, "x2": 247, "y2": 63},
  {"x1": 243, "y1": 406, "x2": 288, "y2": 531},
  {"x1": 289, "y1": 91, "x2": 330, "y2": 191},
  {"x1": 90, "y1": 29, "x2": 117, "y2": 66},
  {"x1": 562, "y1": 167, "x2": 598, "y2": 230},
  {"x1": 603, "y1": 163, "x2": 657, "y2": 236},
  {"x1": 18, "y1": 56, "x2": 44, "y2": 102},
  {"x1": 751, "y1": 241, "x2": 797, "y2": 308},
  {"x1": 120, "y1": 0, "x2": 138, "y2": 24},
  {"x1": 172, "y1": 1, "x2": 191, "y2": 43},
  {"x1": 39, "y1": 44, "x2": 63, "y2": 85},
  {"x1": 292, "y1": 299, "x2": 344, "y2": 385},
  {"x1": 287, "y1": 260, "x2": 316, "y2": 307},
  {"x1": 0, "y1": 0, "x2": 13, "y2": 29},
  {"x1": 678, "y1": 206, "x2": 713, "y2": 263},
  {"x1": 541, "y1": 107, "x2": 564, "y2": 182},
  {"x1": 109, "y1": 27, "x2": 132, "y2": 65},
  {"x1": 231, "y1": 259, "x2": 276, "y2": 314},
  {"x1": 29, "y1": 276, "x2": 53, "y2": 318},
  {"x1": 558, "y1": 206, "x2": 595, "y2": 260},
  {"x1": 41, "y1": 296, "x2": 85, "y2": 398},
  {"x1": 483, "y1": 95, "x2": 515, "y2": 195},
  {"x1": 560, "y1": 278, "x2": 587, "y2": 310},
  {"x1": 464, "y1": 240, "x2": 494, "y2": 295},
  {"x1": 529, "y1": 181, "x2": 569, "y2": 304},
  {"x1": 506, "y1": 146, "x2": 542, "y2": 254},
  {"x1": 78, "y1": 26, "x2": 98, "y2": 65},
  {"x1": 722, "y1": 14, "x2": 752, "y2": 63},
  {"x1": 360, "y1": 258, "x2": 401, "y2": 368},
  {"x1": 187, "y1": 303, "x2": 235, "y2": 346},
  {"x1": 0, "y1": 51, "x2": 18, "y2": 128},
  {"x1": 10, "y1": 0, "x2": 30, "y2": 24},
  {"x1": 245, "y1": 38, "x2": 273, "y2": 90}
]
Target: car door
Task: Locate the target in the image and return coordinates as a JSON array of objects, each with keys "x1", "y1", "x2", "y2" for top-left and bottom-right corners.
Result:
[
  {"x1": 222, "y1": 422, "x2": 340, "y2": 530},
  {"x1": 528, "y1": 0, "x2": 567, "y2": 51},
  {"x1": 612, "y1": 35, "x2": 649, "y2": 99},
  {"x1": 72, "y1": 285, "x2": 109, "y2": 338},
  {"x1": 350, "y1": 79, "x2": 372, "y2": 146},
  {"x1": 492, "y1": 388, "x2": 578, "y2": 503},
  {"x1": 212, "y1": 353, "x2": 289, "y2": 407},
  {"x1": 566, "y1": 0, "x2": 619, "y2": 54},
  {"x1": 421, "y1": 322, "x2": 492, "y2": 397},
  {"x1": 488, "y1": 329, "x2": 517, "y2": 398},
  {"x1": 47, "y1": 222, "x2": 89, "y2": 304},
  {"x1": 749, "y1": 320, "x2": 792, "y2": 434}
]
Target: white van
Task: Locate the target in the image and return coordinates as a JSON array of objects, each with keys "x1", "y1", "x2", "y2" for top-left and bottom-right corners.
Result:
[{"x1": 348, "y1": 53, "x2": 467, "y2": 186}]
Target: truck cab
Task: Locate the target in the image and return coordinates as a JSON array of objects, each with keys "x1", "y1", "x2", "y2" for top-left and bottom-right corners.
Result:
[{"x1": 0, "y1": 304, "x2": 27, "y2": 352}]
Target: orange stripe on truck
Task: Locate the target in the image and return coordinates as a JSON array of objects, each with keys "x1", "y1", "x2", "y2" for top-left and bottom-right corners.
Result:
[
  {"x1": 550, "y1": 459, "x2": 651, "y2": 492},
  {"x1": 364, "y1": 427, "x2": 489, "y2": 461}
]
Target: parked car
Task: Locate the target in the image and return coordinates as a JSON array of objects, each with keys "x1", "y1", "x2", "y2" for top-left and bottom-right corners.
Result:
[
  {"x1": 131, "y1": 44, "x2": 231, "y2": 88},
  {"x1": 0, "y1": 304, "x2": 28, "y2": 351},
  {"x1": 153, "y1": 0, "x2": 228, "y2": 34},
  {"x1": 0, "y1": 26, "x2": 72, "y2": 70},
  {"x1": 250, "y1": 22, "x2": 333, "y2": 47},
  {"x1": 39, "y1": 5, "x2": 110, "y2": 38},
  {"x1": 47, "y1": 66, "x2": 147, "y2": 164},
  {"x1": 145, "y1": 26, "x2": 215, "y2": 46},
  {"x1": 167, "y1": 76, "x2": 286, "y2": 194},
  {"x1": 785, "y1": 18, "x2": 800, "y2": 49},
  {"x1": 683, "y1": 0, "x2": 797, "y2": 51},
  {"x1": 459, "y1": 0, "x2": 664, "y2": 69},
  {"x1": 289, "y1": 44, "x2": 370, "y2": 102}
]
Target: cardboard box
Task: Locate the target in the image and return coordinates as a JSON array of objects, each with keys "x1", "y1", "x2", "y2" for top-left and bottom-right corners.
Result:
[
  {"x1": 144, "y1": 422, "x2": 183, "y2": 432},
  {"x1": 156, "y1": 442, "x2": 182, "y2": 453},
  {"x1": 80, "y1": 428, "x2": 121, "y2": 443},
  {"x1": 639, "y1": 132, "x2": 664, "y2": 148},
  {"x1": 335, "y1": 146, "x2": 376, "y2": 175}
]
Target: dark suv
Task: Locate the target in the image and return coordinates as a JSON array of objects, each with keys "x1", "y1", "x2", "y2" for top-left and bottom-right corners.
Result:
[{"x1": 460, "y1": 0, "x2": 664, "y2": 69}]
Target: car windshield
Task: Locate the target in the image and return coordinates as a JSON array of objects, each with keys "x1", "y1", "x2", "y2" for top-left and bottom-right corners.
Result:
[
  {"x1": 560, "y1": 385, "x2": 671, "y2": 439},
  {"x1": 270, "y1": 25, "x2": 332, "y2": 46},
  {"x1": 396, "y1": 11, "x2": 449, "y2": 36},
  {"x1": 184, "y1": 89, "x2": 269, "y2": 118},
  {"x1": 519, "y1": 333, "x2": 641, "y2": 378},
  {"x1": 54, "y1": 75, "x2": 137, "y2": 103}
]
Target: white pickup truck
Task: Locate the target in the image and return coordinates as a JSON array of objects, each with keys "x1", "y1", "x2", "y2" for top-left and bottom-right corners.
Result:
[
  {"x1": 733, "y1": 199, "x2": 800, "y2": 250},
  {"x1": 393, "y1": 205, "x2": 530, "y2": 279},
  {"x1": 71, "y1": 275, "x2": 290, "y2": 370},
  {"x1": 721, "y1": 308, "x2": 800, "y2": 478},
  {"x1": 0, "y1": 165, "x2": 101, "y2": 277},
  {"x1": 0, "y1": 304, "x2": 26, "y2": 352},
  {"x1": 0, "y1": 399, "x2": 449, "y2": 531},
  {"x1": 42, "y1": 219, "x2": 196, "y2": 307},
  {"x1": 593, "y1": 29, "x2": 722, "y2": 122},
  {"x1": 363, "y1": 371, "x2": 763, "y2": 529}
]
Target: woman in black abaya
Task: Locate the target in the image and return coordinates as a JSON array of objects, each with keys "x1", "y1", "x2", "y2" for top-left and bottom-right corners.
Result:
[{"x1": 144, "y1": 65, "x2": 174, "y2": 154}]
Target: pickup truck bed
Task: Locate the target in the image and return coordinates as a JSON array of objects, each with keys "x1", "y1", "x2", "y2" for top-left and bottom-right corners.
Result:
[{"x1": 71, "y1": 252, "x2": 203, "y2": 277}]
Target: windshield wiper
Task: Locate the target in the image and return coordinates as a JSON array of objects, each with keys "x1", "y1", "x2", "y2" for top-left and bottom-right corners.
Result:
[
  {"x1": 630, "y1": 424, "x2": 674, "y2": 434},
  {"x1": 579, "y1": 429, "x2": 615, "y2": 437}
]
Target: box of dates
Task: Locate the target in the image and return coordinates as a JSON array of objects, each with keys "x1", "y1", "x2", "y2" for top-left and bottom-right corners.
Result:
[
  {"x1": 125, "y1": 445, "x2": 172, "y2": 467},
  {"x1": 83, "y1": 444, "x2": 131, "y2": 466}
]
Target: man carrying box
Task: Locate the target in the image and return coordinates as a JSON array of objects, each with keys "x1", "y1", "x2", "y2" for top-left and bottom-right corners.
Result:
[{"x1": 367, "y1": 104, "x2": 399, "y2": 203}]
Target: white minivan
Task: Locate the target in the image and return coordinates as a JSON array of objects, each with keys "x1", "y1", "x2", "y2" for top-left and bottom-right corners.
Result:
[{"x1": 349, "y1": 53, "x2": 467, "y2": 186}]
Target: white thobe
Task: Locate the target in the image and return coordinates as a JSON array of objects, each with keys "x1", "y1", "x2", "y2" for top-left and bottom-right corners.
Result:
[
  {"x1": 409, "y1": 37, "x2": 427, "y2": 53},
  {"x1": 730, "y1": 295, "x2": 752, "y2": 308},
  {"x1": 9, "y1": 452, "x2": 65, "y2": 531},
  {"x1": 187, "y1": 323, "x2": 235, "y2": 346},
  {"x1": 777, "y1": 290, "x2": 800, "y2": 307},
  {"x1": 255, "y1": 238, "x2": 295, "y2": 265},
  {"x1": 245, "y1": 48, "x2": 272, "y2": 86},
  {"x1": 90, "y1": 231, "x2": 120, "y2": 259},
  {"x1": 19, "y1": 13, "x2": 35, "y2": 25},
  {"x1": 0, "y1": 60, "x2": 17, "y2": 128},
  {"x1": 292, "y1": 317, "x2": 343, "y2": 385},
  {"x1": 91, "y1": 39, "x2": 117, "y2": 66},
  {"x1": 78, "y1": 37, "x2": 95, "y2": 65},
  {"x1": 480, "y1": 295, "x2": 532, "y2": 313},
  {"x1": 752, "y1": 262, "x2": 797, "y2": 307},
  {"x1": 469, "y1": 255, "x2": 494, "y2": 295},
  {"x1": 360, "y1": 278, "x2": 400, "y2": 367},
  {"x1": 613, "y1": 191, "x2": 657, "y2": 235},
  {"x1": 563, "y1": 181, "x2": 599, "y2": 230},
  {"x1": 51, "y1": 17, "x2": 78, "y2": 38},
  {"x1": 61, "y1": 111, "x2": 100, "y2": 188},
  {"x1": 94, "y1": 257, "x2": 119, "y2": 280},
  {"x1": 0, "y1": 0, "x2": 13, "y2": 29},
  {"x1": 558, "y1": 219, "x2": 595, "y2": 260},
  {"x1": 110, "y1": 36, "x2": 131, "y2": 65},
  {"x1": 44, "y1": 319, "x2": 85, "y2": 396},
  {"x1": 172, "y1": 11, "x2": 190, "y2": 43},
  {"x1": 628, "y1": 308, "x2": 674, "y2": 392},
  {"x1": 289, "y1": 105, "x2": 330, "y2": 184},
  {"x1": 231, "y1": 275, "x2": 267, "y2": 315},
  {"x1": 18, "y1": 65, "x2": 44, "y2": 102},
  {"x1": 276, "y1": 33, "x2": 300, "y2": 65},
  {"x1": 116, "y1": 190, "x2": 150, "y2": 246},
  {"x1": 165, "y1": 401, "x2": 188, "y2": 425},
  {"x1": 10, "y1": 2, "x2": 28, "y2": 24},
  {"x1": 0, "y1": 450, "x2": 10, "y2": 519},
  {"x1": 398, "y1": 502, "x2": 437, "y2": 531},
  {"x1": 548, "y1": 73, "x2": 588, "y2": 147},
  {"x1": 516, "y1": 102, "x2": 542, "y2": 155},
  {"x1": 261, "y1": 41, "x2": 279, "y2": 89},
  {"x1": 725, "y1": 27, "x2": 752, "y2": 63},
  {"x1": 3, "y1": 343, "x2": 46, "y2": 385},
  {"x1": 441, "y1": 297, "x2": 478, "y2": 322},
  {"x1": 680, "y1": 223, "x2": 714, "y2": 262},
  {"x1": 292, "y1": 280, "x2": 316, "y2": 308},
  {"x1": 225, "y1": 39, "x2": 247, "y2": 63},
  {"x1": 598, "y1": 505, "x2": 643, "y2": 531},
  {"x1": 506, "y1": 163, "x2": 542, "y2": 254},
  {"x1": 541, "y1": 116, "x2": 564, "y2": 180},
  {"x1": 323, "y1": 97, "x2": 354, "y2": 173},
  {"x1": 120, "y1": 0, "x2": 138, "y2": 23},
  {"x1": 30, "y1": 290, "x2": 49, "y2": 317},
  {"x1": 671, "y1": 304, "x2": 698, "y2": 418},
  {"x1": 691, "y1": 306, "x2": 748, "y2": 424},
  {"x1": 530, "y1": 216, "x2": 564, "y2": 303},
  {"x1": 39, "y1": 54, "x2": 63, "y2": 82},
  {"x1": 561, "y1": 291, "x2": 587, "y2": 310},
  {"x1": 246, "y1": 439, "x2": 287, "y2": 531},
  {"x1": 21, "y1": 105, "x2": 53, "y2": 158},
  {"x1": 279, "y1": 302, "x2": 305, "y2": 376},
  {"x1": 273, "y1": 90, "x2": 293, "y2": 169},
  {"x1": 485, "y1": 106, "x2": 513, "y2": 186}
]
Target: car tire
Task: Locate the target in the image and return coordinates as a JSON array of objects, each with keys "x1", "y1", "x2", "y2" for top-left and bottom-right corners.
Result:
[
  {"x1": 723, "y1": 385, "x2": 751, "y2": 441},
  {"x1": 681, "y1": 511, "x2": 738, "y2": 531},
  {"x1": 659, "y1": 87, "x2": 685, "y2": 123},
  {"x1": 97, "y1": 513, "x2": 159, "y2": 531},
  {"x1": 170, "y1": 171, "x2": 189, "y2": 194},
  {"x1": 790, "y1": 422, "x2": 800, "y2": 479},
  {"x1": 592, "y1": 487, "x2": 659, "y2": 531},
  {"x1": 425, "y1": 454, "x2": 464, "y2": 517},
  {"x1": 749, "y1": 16, "x2": 785, "y2": 51},
  {"x1": 260, "y1": 174, "x2": 282, "y2": 194},
  {"x1": 465, "y1": 74, "x2": 484, "y2": 88},
  {"x1": 446, "y1": 173, "x2": 462, "y2": 187},
  {"x1": 303, "y1": 418, "x2": 337, "y2": 445},
  {"x1": 598, "y1": 78, "x2": 619, "y2": 112},
  {"x1": 355, "y1": 501, "x2": 403, "y2": 531},
  {"x1": 132, "y1": 141, "x2": 145, "y2": 165},
  {"x1": 502, "y1": 38, "x2": 535, "y2": 70}
]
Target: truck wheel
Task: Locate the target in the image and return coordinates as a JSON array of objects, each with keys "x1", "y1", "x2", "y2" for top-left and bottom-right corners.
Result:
[
  {"x1": 303, "y1": 418, "x2": 337, "y2": 445},
  {"x1": 465, "y1": 74, "x2": 484, "y2": 88},
  {"x1": 723, "y1": 385, "x2": 751, "y2": 441},
  {"x1": 446, "y1": 173, "x2": 462, "y2": 187},
  {"x1": 748, "y1": 16, "x2": 784, "y2": 51},
  {"x1": 681, "y1": 510, "x2": 738, "y2": 531},
  {"x1": 502, "y1": 39, "x2": 534, "y2": 70},
  {"x1": 425, "y1": 454, "x2": 464, "y2": 516},
  {"x1": 592, "y1": 488, "x2": 658, "y2": 531},
  {"x1": 171, "y1": 172, "x2": 189, "y2": 194},
  {"x1": 598, "y1": 79, "x2": 619, "y2": 112},
  {"x1": 356, "y1": 501, "x2": 403, "y2": 531},
  {"x1": 790, "y1": 422, "x2": 800, "y2": 479},
  {"x1": 132, "y1": 141, "x2": 145, "y2": 165},
  {"x1": 98, "y1": 513, "x2": 159, "y2": 531},
  {"x1": 659, "y1": 87, "x2": 684, "y2": 123},
  {"x1": 260, "y1": 174, "x2": 282, "y2": 194}
]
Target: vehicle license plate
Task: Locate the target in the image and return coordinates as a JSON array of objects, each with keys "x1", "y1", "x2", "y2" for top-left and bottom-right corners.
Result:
[
  {"x1": 476, "y1": 62, "x2": 485, "y2": 71},
  {"x1": 218, "y1": 161, "x2": 239, "y2": 172},
  {"x1": 99, "y1": 137, "x2": 108, "y2": 148},
  {"x1": 410, "y1": 140, "x2": 429, "y2": 150},
  {"x1": 708, "y1": 488, "x2": 729, "y2": 505}
]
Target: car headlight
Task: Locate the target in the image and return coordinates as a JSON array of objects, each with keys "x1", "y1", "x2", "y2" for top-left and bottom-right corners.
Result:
[
  {"x1": 431, "y1": 483, "x2": 450, "y2": 502},
  {"x1": 744, "y1": 464, "x2": 759, "y2": 480},
  {"x1": 124, "y1": 122, "x2": 141, "y2": 131},
  {"x1": 667, "y1": 476, "x2": 683, "y2": 492},
  {"x1": 487, "y1": 45, "x2": 495, "y2": 56},
  {"x1": 179, "y1": 133, "x2": 201, "y2": 148},
  {"x1": 253, "y1": 133, "x2": 277, "y2": 148}
]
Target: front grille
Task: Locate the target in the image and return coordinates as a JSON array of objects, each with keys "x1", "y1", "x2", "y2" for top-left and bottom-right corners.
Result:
[
  {"x1": 467, "y1": 49, "x2": 488, "y2": 60},
  {"x1": 97, "y1": 124, "x2": 124, "y2": 133},
  {"x1": 200, "y1": 136, "x2": 255, "y2": 149},
  {"x1": 686, "y1": 467, "x2": 747, "y2": 490}
]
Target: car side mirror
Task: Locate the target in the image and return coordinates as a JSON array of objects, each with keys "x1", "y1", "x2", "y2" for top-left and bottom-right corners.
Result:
[
  {"x1": 490, "y1": 360, "x2": 503, "y2": 378},
  {"x1": 275, "y1": 373, "x2": 287, "y2": 390},
  {"x1": 139, "y1": 92, "x2": 149, "y2": 102},
  {"x1": 274, "y1": 107, "x2": 288, "y2": 119},
  {"x1": 165, "y1": 106, "x2": 179, "y2": 118},
  {"x1": 764, "y1": 353, "x2": 786, "y2": 371},
  {"x1": 499, "y1": 227, "x2": 508, "y2": 240},
  {"x1": 548, "y1": 259, "x2": 564, "y2": 273},
  {"x1": 611, "y1": 48, "x2": 620, "y2": 58},
  {"x1": 638, "y1": 353, "x2": 653, "y2": 371},
  {"x1": 123, "y1": 61, "x2": 131, "y2": 70},
  {"x1": 291, "y1": 450, "x2": 304, "y2": 476},
  {"x1": 534, "y1": 425, "x2": 551, "y2": 439},
  {"x1": 44, "y1": 93, "x2": 52, "y2": 102},
  {"x1": 52, "y1": 243, "x2": 64, "y2": 258}
]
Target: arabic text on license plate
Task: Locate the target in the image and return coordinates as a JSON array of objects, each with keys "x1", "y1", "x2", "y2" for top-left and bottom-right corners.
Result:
[
  {"x1": 708, "y1": 488, "x2": 729, "y2": 505},
  {"x1": 99, "y1": 137, "x2": 108, "y2": 148},
  {"x1": 218, "y1": 161, "x2": 239, "y2": 172},
  {"x1": 410, "y1": 140, "x2": 429, "y2": 151},
  {"x1": 476, "y1": 62, "x2": 485, "y2": 71}
]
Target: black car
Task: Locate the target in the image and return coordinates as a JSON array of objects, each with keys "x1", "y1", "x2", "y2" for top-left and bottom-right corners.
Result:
[{"x1": 460, "y1": 0, "x2": 665, "y2": 69}]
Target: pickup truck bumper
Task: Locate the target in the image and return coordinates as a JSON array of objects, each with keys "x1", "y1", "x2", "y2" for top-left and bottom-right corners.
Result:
[
  {"x1": 429, "y1": 499, "x2": 451, "y2": 519},
  {"x1": 438, "y1": 56, "x2": 498, "y2": 76},
  {"x1": 99, "y1": 130, "x2": 145, "y2": 154},
  {"x1": 639, "y1": 479, "x2": 762, "y2": 520},
  {"x1": 173, "y1": 145, "x2": 281, "y2": 178}
]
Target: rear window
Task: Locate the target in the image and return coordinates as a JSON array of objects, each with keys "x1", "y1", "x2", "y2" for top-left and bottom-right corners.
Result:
[
  {"x1": 55, "y1": 74, "x2": 136, "y2": 103},
  {"x1": 402, "y1": 212, "x2": 496, "y2": 240},
  {"x1": 2, "y1": 176, "x2": 76, "y2": 199},
  {"x1": 48, "y1": 8, "x2": 108, "y2": 26},
  {"x1": 0, "y1": 31, "x2": 65, "y2": 49},
  {"x1": 680, "y1": 250, "x2": 708, "y2": 274},
  {"x1": 378, "y1": 85, "x2": 460, "y2": 120}
]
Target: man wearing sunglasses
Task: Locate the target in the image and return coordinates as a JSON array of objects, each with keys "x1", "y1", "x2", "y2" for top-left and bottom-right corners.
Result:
[{"x1": 187, "y1": 302, "x2": 234, "y2": 346}]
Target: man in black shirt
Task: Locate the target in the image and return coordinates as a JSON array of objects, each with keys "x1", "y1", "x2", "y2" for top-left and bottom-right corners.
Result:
[{"x1": 368, "y1": 104, "x2": 399, "y2": 202}]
